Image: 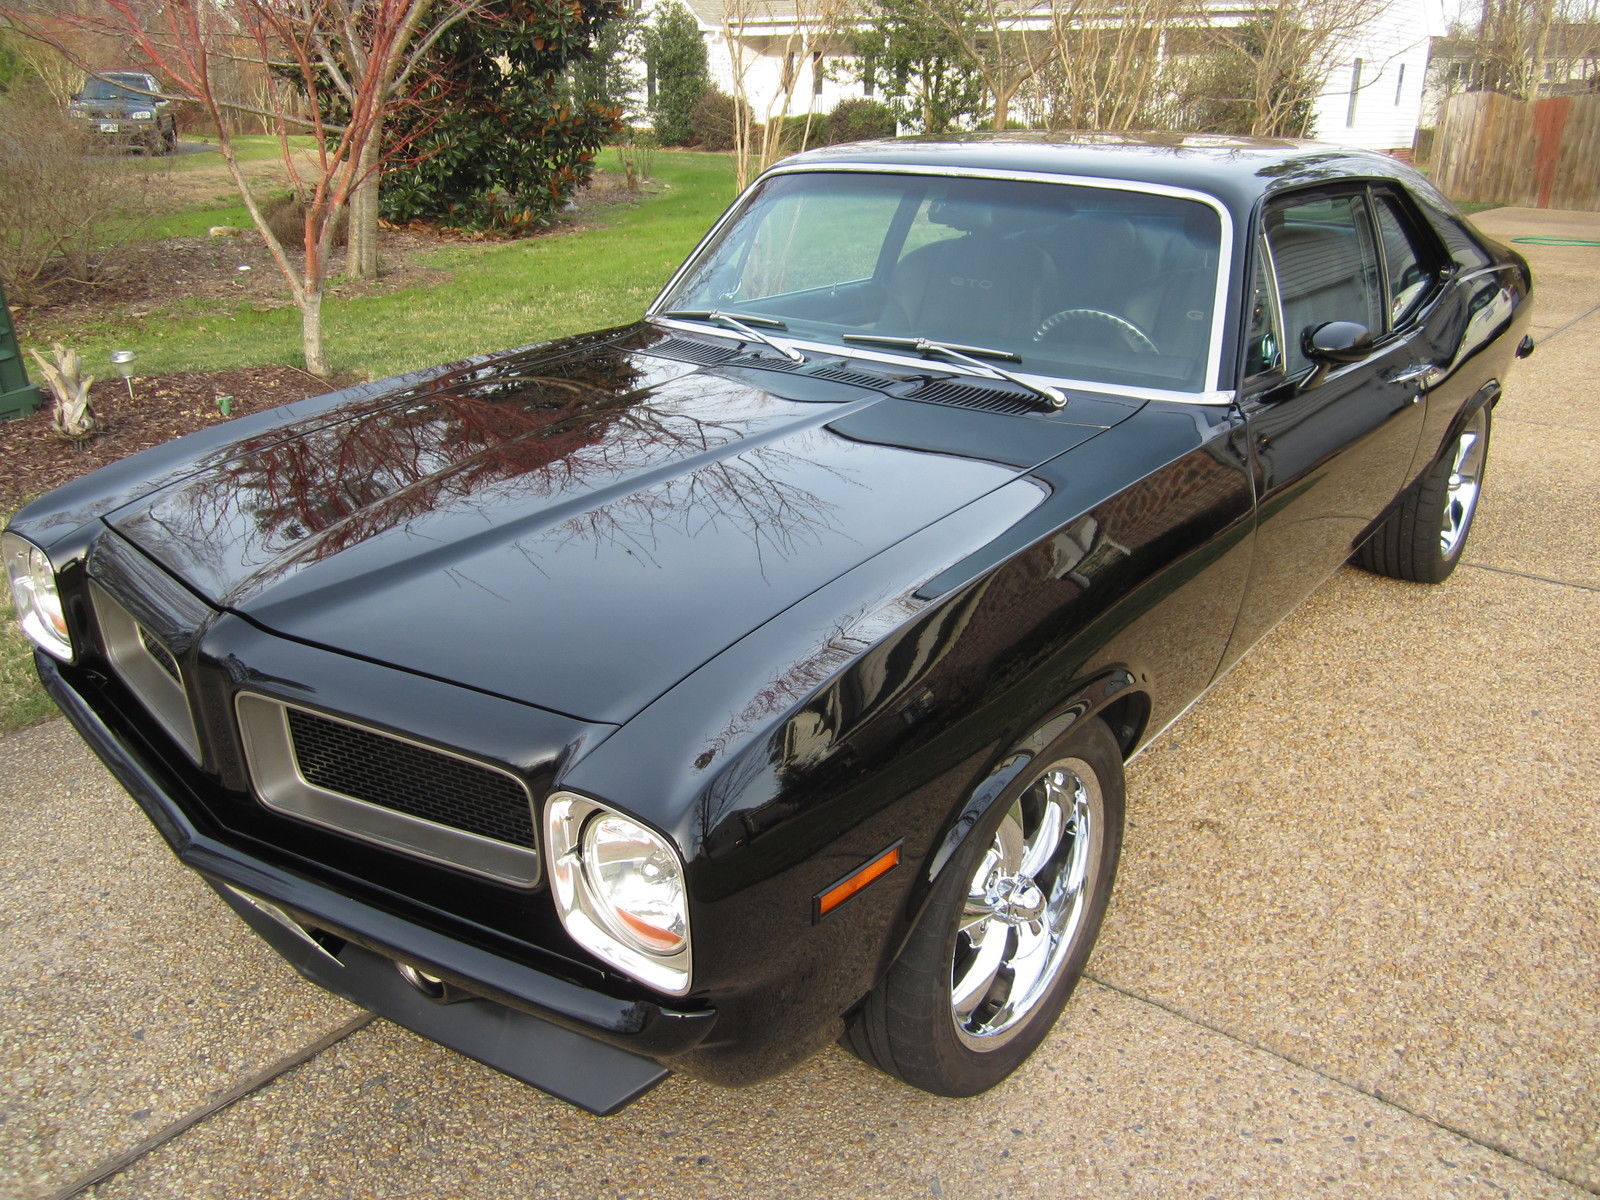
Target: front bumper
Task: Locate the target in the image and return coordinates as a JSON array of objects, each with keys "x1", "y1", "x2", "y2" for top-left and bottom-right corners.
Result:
[
  {"x1": 40, "y1": 652, "x2": 716, "y2": 1115},
  {"x1": 80, "y1": 118, "x2": 157, "y2": 144}
]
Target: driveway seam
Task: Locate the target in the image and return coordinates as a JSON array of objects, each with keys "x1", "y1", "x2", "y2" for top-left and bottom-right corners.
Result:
[
  {"x1": 1532, "y1": 300, "x2": 1600, "y2": 344},
  {"x1": 1461, "y1": 561, "x2": 1600, "y2": 593},
  {"x1": 1083, "y1": 974, "x2": 1597, "y2": 1196},
  {"x1": 1495, "y1": 416, "x2": 1600, "y2": 433},
  {"x1": 39, "y1": 1014, "x2": 374, "y2": 1200}
]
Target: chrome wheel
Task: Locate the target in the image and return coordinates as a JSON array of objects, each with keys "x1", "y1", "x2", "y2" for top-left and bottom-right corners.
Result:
[
  {"x1": 1441, "y1": 411, "x2": 1487, "y2": 558},
  {"x1": 951, "y1": 757, "x2": 1104, "y2": 1049}
]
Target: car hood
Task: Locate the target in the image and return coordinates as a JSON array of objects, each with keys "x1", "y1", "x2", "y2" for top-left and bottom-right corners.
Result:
[{"x1": 106, "y1": 327, "x2": 1130, "y2": 723}]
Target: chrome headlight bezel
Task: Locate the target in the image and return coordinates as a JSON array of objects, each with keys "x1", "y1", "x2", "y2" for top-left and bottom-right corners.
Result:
[
  {"x1": 2, "y1": 532, "x2": 73, "y2": 662},
  {"x1": 544, "y1": 792, "x2": 691, "y2": 995}
]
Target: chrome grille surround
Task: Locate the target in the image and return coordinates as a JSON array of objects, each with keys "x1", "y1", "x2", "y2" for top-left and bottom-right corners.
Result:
[
  {"x1": 90, "y1": 581, "x2": 201, "y2": 763},
  {"x1": 235, "y1": 693, "x2": 541, "y2": 888}
]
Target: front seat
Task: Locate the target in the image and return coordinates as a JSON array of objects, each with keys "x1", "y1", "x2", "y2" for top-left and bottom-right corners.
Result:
[{"x1": 878, "y1": 196, "x2": 1056, "y2": 349}]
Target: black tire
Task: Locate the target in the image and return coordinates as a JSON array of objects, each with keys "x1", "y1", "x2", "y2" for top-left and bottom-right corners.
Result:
[
  {"x1": 1356, "y1": 405, "x2": 1491, "y2": 584},
  {"x1": 845, "y1": 717, "x2": 1125, "y2": 1096},
  {"x1": 163, "y1": 124, "x2": 178, "y2": 154}
]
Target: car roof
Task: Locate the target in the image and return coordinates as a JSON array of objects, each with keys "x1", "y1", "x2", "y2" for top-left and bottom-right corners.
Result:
[{"x1": 777, "y1": 131, "x2": 1425, "y2": 223}]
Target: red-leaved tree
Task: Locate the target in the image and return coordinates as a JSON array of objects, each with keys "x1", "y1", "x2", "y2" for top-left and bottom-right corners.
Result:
[{"x1": 2, "y1": 0, "x2": 484, "y2": 374}]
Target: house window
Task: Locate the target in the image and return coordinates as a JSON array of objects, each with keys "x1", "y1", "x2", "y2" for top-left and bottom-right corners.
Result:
[
  {"x1": 1394, "y1": 62, "x2": 1406, "y2": 105},
  {"x1": 1346, "y1": 59, "x2": 1362, "y2": 126}
]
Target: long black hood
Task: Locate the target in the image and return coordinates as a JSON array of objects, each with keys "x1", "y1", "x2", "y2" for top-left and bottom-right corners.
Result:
[{"x1": 104, "y1": 328, "x2": 1134, "y2": 724}]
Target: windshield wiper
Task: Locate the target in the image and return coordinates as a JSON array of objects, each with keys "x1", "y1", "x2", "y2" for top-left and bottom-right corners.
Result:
[
  {"x1": 842, "y1": 334, "x2": 1066, "y2": 410},
  {"x1": 658, "y1": 309, "x2": 806, "y2": 364}
]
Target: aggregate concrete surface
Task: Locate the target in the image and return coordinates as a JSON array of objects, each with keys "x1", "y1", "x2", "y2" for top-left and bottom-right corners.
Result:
[{"x1": 2, "y1": 209, "x2": 1596, "y2": 1200}]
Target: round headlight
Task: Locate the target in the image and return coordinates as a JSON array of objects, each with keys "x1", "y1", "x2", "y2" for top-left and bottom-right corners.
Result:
[
  {"x1": 582, "y1": 813, "x2": 687, "y2": 954},
  {"x1": 544, "y1": 792, "x2": 691, "y2": 994},
  {"x1": 2, "y1": 532, "x2": 72, "y2": 661}
]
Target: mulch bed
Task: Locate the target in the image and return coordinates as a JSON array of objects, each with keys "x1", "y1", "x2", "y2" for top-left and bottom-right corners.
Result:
[
  {"x1": 1, "y1": 367, "x2": 330, "y2": 515},
  {"x1": 2, "y1": 169, "x2": 646, "y2": 516}
]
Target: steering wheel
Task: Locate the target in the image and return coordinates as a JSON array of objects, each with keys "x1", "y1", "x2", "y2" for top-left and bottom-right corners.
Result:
[{"x1": 1033, "y1": 308, "x2": 1159, "y2": 354}]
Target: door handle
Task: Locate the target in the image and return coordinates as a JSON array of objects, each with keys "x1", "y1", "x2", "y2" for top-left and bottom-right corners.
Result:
[{"x1": 1388, "y1": 361, "x2": 1442, "y2": 387}]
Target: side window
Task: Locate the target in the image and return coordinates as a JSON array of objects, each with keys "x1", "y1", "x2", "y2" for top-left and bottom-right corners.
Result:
[
  {"x1": 1244, "y1": 246, "x2": 1281, "y2": 376},
  {"x1": 1264, "y1": 193, "x2": 1383, "y2": 376},
  {"x1": 1371, "y1": 192, "x2": 1438, "y2": 328}
]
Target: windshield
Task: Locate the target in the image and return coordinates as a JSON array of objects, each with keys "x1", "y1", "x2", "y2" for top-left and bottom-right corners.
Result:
[
  {"x1": 659, "y1": 171, "x2": 1225, "y2": 393},
  {"x1": 82, "y1": 75, "x2": 152, "y2": 102}
]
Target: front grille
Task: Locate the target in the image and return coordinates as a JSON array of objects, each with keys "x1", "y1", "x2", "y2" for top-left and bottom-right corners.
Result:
[
  {"x1": 907, "y1": 379, "x2": 1040, "y2": 415},
  {"x1": 285, "y1": 708, "x2": 534, "y2": 847},
  {"x1": 235, "y1": 693, "x2": 542, "y2": 887}
]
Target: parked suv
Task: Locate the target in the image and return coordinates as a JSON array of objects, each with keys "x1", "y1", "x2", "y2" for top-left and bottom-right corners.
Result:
[{"x1": 68, "y1": 72, "x2": 176, "y2": 155}]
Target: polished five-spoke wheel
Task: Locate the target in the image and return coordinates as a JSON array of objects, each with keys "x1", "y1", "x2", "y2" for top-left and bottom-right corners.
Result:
[
  {"x1": 845, "y1": 718, "x2": 1124, "y2": 1096},
  {"x1": 951, "y1": 760, "x2": 1102, "y2": 1048}
]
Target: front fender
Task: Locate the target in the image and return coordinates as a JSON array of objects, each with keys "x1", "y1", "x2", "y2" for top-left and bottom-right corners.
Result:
[{"x1": 888, "y1": 670, "x2": 1143, "y2": 976}]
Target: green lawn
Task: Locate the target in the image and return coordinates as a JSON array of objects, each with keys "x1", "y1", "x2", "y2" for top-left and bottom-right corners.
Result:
[
  {"x1": 3, "y1": 150, "x2": 736, "y2": 734},
  {"x1": 31, "y1": 149, "x2": 739, "y2": 381},
  {"x1": 130, "y1": 133, "x2": 319, "y2": 172},
  {"x1": 0, "y1": 593, "x2": 56, "y2": 733}
]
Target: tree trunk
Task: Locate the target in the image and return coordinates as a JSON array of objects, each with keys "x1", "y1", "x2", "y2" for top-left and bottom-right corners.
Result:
[
  {"x1": 299, "y1": 290, "x2": 328, "y2": 377},
  {"x1": 345, "y1": 138, "x2": 380, "y2": 280}
]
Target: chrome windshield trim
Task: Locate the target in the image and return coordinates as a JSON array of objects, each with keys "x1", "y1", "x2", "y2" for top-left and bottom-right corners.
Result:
[
  {"x1": 647, "y1": 160, "x2": 1236, "y2": 397},
  {"x1": 644, "y1": 318, "x2": 1235, "y2": 406}
]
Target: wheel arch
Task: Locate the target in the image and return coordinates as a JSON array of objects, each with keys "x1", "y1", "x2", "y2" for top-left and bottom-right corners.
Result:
[
  {"x1": 868, "y1": 669, "x2": 1145, "y2": 985},
  {"x1": 1424, "y1": 379, "x2": 1500, "y2": 471}
]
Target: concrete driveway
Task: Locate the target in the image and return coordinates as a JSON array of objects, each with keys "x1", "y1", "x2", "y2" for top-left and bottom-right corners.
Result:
[{"x1": 3, "y1": 209, "x2": 1597, "y2": 1200}]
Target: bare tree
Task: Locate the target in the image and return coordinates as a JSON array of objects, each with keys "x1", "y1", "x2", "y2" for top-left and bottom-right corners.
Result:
[
  {"x1": 1468, "y1": 0, "x2": 1600, "y2": 96},
  {"x1": 1041, "y1": 0, "x2": 1191, "y2": 131},
  {"x1": 721, "y1": 0, "x2": 849, "y2": 189},
  {"x1": 2, "y1": 0, "x2": 481, "y2": 373},
  {"x1": 926, "y1": 0, "x2": 1055, "y2": 130},
  {"x1": 1224, "y1": 0, "x2": 1388, "y2": 136}
]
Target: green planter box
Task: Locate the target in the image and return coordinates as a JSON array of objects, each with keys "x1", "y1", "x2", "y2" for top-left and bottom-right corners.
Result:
[{"x1": 0, "y1": 278, "x2": 42, "y2": 422}]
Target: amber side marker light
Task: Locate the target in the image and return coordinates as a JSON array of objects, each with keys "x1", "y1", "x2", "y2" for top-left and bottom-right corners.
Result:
[{"x1": 814, "y1": 841, "x2": 903, "y2": 922}]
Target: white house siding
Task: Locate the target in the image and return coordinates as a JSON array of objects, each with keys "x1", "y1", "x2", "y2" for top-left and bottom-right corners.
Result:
[
  {"x1": 1307, "y1": 0, "x2": 1445, "y2": 152},
  {"x1": 647, "y1": 0, "x2": 1445, "y2": 150},
  {"x1": 703, "y1": 32, "x2": 863, "y2": 118}
]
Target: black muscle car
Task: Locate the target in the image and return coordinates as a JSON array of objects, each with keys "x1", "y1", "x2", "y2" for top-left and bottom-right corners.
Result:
[{"x1": 4, "y1": 134, "x2": 1534, "y2": 1114}]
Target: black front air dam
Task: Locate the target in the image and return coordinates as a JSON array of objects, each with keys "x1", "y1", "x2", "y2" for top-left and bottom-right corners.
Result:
[
  {"x1": 38, "y1": 652, "x2": 715, "y2": 1114},
  {"x1": 209, "y1": 880, "x2": 667, "y2": 1114}
]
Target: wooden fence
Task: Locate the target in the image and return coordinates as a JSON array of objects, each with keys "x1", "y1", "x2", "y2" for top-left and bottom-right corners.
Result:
[{"x1": 1433, "y1": 91, "x2": 1600, "y2": 211}]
